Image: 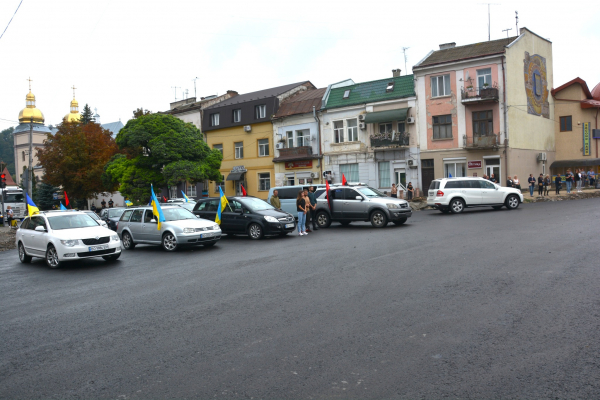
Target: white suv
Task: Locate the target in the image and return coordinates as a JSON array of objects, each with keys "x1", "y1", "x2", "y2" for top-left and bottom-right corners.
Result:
[
  {"x1": 16, "y1": 211, "x2": 122, "y2": 268},
  {"x1": 427, "y1": 177, "x2": 523, "y2": 214}
]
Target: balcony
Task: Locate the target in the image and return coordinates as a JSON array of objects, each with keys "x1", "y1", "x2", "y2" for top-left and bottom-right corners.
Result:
[
  {"x1": 464, "y1": 133, "x2": 500, "y2": 150},
  {"x1": 461, "y1": 84, "x2": 499, "y2": 104},
  {"x1": 370, "y1": 132, "x2": 410, "y2": 149},
  {"x1": 273, "y1": 146, "x2": 319, "y2": 162}
]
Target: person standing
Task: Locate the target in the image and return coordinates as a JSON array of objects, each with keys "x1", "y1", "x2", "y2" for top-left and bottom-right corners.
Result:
[
  {"x1": 555, "y1": 174, "x2": 562, "y2": 195},
  {"x1": 6, "y1": 206, "x2": 14, "y2": 227},
  {"x1": 538, "y1": 173, "x2": 544, "y2": 196},
  {"x1": 574, "y1": 169, "x2": 582, "y2": 192},
  {"x1": 565, "y1": 169, "x2": 573, "y2": 193},
  {"x1": 108, "y1": 198, "x2": 114, "y2": 208},
  {"x1": 543, "y1": 174, "x2": 550, "y2": 196},
  {"x1": 588, "y1": 169, "x2": 595, "y2": 187},
  {"x1": 527, "y1": 174, "x2": 536, "y2": 197},
  {"x1": 513, "y1": 175, "x2": 521, "y2": 191},
  {"x1": 406, "y1": 182, "x2": 414, "y2": 200},
  {"x1": 302, "y1": 189, "x2": 312, "y2": 233},
  {"x1": 101, "y1": 199, "x2": 106, "y2": 209},
  {"x1": 307, "y1": 186, "x2": 319, "y2": 231},
  {"x1": 91, "y1": 204, "x2": 97, "y2": 213},
  {"x1": 296, "y1": 190, "x2": 307, "y2": 236},
  {"x1": 269, "y1": 190, "x2": 281, "y2": 209},
  {"x1": 490, "y1": 174, "x2": 497, "y2": 184},
  {"x1": 391, "y1": 183, "x2": 398, "y2": 198}
]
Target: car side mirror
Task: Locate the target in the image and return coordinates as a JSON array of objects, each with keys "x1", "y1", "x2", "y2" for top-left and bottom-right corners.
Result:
[
  {"x1": 355, "y1": 196, "x2": 363, "y2": 200},
  {"x1": 150, "y1": 219, "x2": 157, "y2": 223},
  {"x1": 196, "y1": 215, "x2": 200, "y2": 218},
  {"x1": 35, "y1": 225, "x2": 46, "y2": 232},
  {"x1": 495, "y1": 186, "x2": 499, "y2": 190}
]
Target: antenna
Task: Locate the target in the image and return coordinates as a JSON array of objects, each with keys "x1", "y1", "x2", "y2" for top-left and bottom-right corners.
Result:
[
  {"x1": 171, "y1": 86, "x2": 181, "y2": 101},
  {"x1": 479, "y1": 3, "x2": 500, "y2": 41},
  {"x1": 502, "y1": 27, "x2": 512, "y2": 38},
  {"x1": 184, "y1": 89, "x2": 189, "y2": 99},
  {"x1": 515, "y1": 11, "x2": 519, "y2": 33},
  {"x1": 193, "y1": 77, "x2": 199, "y2": 99},
  {"x1": 401, "y1": 47, "x2": 410, "y2": 75}
]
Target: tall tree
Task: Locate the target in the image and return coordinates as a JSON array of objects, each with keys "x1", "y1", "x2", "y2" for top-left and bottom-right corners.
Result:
[
  {"x1": 80, "y1": 104, "x2": 95, "y2": 125},
  {"x1": 102, "y1": 113, "x2": 222, "y2": 202},
  {"x1": 132, "y1": 108, "x2": 152, "y2": 119},
  {"x1": 34, "y1": 181, "x2": 59, "y2": 210},
  {"x1": 0, "y1": 127, "x2": 15, "y2": 176},
  {"x1": 37, "y1": 121, "x2": 119, "y2": 202}
]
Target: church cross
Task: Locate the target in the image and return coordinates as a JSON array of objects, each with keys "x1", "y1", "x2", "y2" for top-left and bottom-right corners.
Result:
[
  {"x1": 71, "y1": 85, "x2": 77, "y2": 99},
  {"x1": 27, "y1": 77, "x2": 33, "y2": 91}
]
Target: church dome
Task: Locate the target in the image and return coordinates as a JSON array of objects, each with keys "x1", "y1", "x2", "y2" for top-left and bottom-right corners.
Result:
[
  {"x1": 591, "y1": 82, "x2": 600, "y2": 100},
  {"x1": 64, "y1": 98, "x2": 81, "y2": 122},
  {"x1": 18, "y1": 91, "x2": 45, "y2": 124}
]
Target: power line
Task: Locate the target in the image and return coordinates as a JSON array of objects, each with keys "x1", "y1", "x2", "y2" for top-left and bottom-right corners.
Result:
[{"x1": 0, "y1": 0, "x2": 24, "y2": 41}]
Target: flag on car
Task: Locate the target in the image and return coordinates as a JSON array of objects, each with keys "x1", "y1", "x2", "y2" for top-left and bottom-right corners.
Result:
[
  {"x1": 325, "y1": 180, "x2": 331, "y2": 210},
  {"x1": 181, "y1": 191, "x2": 190, "y2": 202},
  {"x1": 241, "y1": 184, "x2": 247, "y2": 196},
  {"x1": 64, "y1": 191, "x2": 69, "y2": 207},
  {"x1": 216, "y1": 186, "x2": 229, "y2": 225},
  {"x1": 60, "y1": 202, "x2": 67, "y2": 210},
  {"x1": 150, "y1": 184, "x2": 166, "y2": 230},
  {"x1": 342, "y1": 174, "x2": 348, "y2": 186},
  {"x1": 125, "y1": 200, "x2": 133, "y2": 207},
  {"x1": 25, "y1": 193, "x2": 39, "y2": 216}
]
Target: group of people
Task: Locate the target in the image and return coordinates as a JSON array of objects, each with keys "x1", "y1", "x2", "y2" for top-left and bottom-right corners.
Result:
[
  {"x1": 506, "y1": 176, "x2": 522, "y2": 190},
  {"x1": 390, "y1": 183, "x2": 414, "y2": 200},
  {"x1": 481, "y1": 173, "x2": 498, "y2": 183},
  {"x1": 526, "y1": 174, "x2": 553, "y2": 196},
  {"x1": 523, "y1": 168, "x2": 597, "y2": 196},
  {"x1": 90, "y1": 198, "x2": 114, "y2": 213},
  {"x1": 268, "y1": 187, "x2": 319, "y2": 236}
]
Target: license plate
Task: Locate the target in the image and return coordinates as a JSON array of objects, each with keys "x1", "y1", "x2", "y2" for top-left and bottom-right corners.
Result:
[
  {"x1": 200, "y1": 232, "x2": 215, "y2": 238},
  {"x1": 89, "y1": 245, "x2": 108, "y2": 251},
  {"x1": 285, "y1": 223, "x2": 294, "y2": 228}
]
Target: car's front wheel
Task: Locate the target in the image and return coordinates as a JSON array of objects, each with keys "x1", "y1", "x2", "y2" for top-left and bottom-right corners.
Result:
[
  {"x1": 18, "y1": 242, "x2": 32, "y2": 263},
  {"x1": 121, "y1": 231, "x2": 135, "y2": 250},
  {"x1": 248, "y1": 223, "x2": 263, "y2": 240},
  {"x1": 393, "y1": 219, "x2": 407, "y2": 226},
  {"x1": 505, "y1": 194, "x2": 520, "y2": 210},
  {"x1": 45, "y1": 245, "x2": 62, "y2": 269},
  {"x1": 370, "y1": 210, "x2": 388, "y2": 228},
  {"x1": 102, "y1": 253, "x2": 121, "y2": 261},
  {"x1": 449, "y1": 198, "x2": 465, "y2": 214},
  {"x1": 316, "y1": 212, "x2": 331, "y2": 228},
  {"x1": 161, "y1": 232, "x2": 178, "y2": 251}
]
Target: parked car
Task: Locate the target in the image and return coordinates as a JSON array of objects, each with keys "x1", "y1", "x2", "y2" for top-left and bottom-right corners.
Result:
[
  {"x1": 83, "y1": 210, "x2": 108, "y2": 228},
  {"x1": 314, "y1": 184, "x2": 412, "y2": 228},
  {"x1": 426, "y1": 177, "x2": 524, "y2": 213},
  {"x1": 15, "y1": 210, "x2": 122, "y2": 268},
  {"x1": 177, "y1": 203, "x2": 196, "y2": 212},
  {"x1": 99, "y1": 207, "x2": 127, "y2": 231},
  {"x1": 192, "y1": 196, "x2": 296, "y2": 239},
  {"x1": 117, "y1": 206, "x2": 221, "y2": 251},
  {"x1": 267, "y1": 185, "x2": 327, "y2": 215}
]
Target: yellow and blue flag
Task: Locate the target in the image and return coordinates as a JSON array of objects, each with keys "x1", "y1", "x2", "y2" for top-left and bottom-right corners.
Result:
[
  {"x1": 60, "y1": 202, "x2": 67, "y2": 210},
  {"x1": 26, "y1": 193, "x2": 39, "y2": 216},
  {"x1": 181, "y1": 190, "x2": 190, "y2": 202},
  {"x1": 150, "y1": 184, "x2": 166, "y2": 230},
  {"x1": 125, "y1": 200, "x2": 133, "y2": 207},
  {"x1": 215, "y1": 187, "x2": 229, "y2": 225}
]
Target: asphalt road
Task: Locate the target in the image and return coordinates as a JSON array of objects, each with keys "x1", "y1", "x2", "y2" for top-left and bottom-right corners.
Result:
[{"x1": 1, "y1": 199, "x2": 600, "y2": 399}]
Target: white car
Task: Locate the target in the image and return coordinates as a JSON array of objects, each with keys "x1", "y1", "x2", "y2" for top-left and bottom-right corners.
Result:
[
  {"x1": 16, "y1": 210, "x2": 122, "y2": 268},
  {"x1": 427, "y1": 177, "x2": 524, "y2": 213}
]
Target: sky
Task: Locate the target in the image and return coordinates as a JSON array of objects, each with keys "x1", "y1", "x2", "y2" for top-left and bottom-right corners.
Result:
[{"x1": 0, "y1": 0, "x2": 598, "y2": 131}]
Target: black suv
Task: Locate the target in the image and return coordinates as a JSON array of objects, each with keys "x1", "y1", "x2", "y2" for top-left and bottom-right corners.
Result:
[
  {"x1": 99, "y1": 207, "x2": 127, "y2": 231},
  {"x1": 192, "y1": 196, "x2": 296, "y2": 239}
]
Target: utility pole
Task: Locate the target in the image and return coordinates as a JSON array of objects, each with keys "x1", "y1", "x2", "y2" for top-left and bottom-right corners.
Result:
[
  {"x1": 479, "y1": 3, "x2": 500, "y2": 41},
  {"x1": 515, "y1": 11, "x2": 519, "y2": 33},
  {"x1": 171, "y1": 86, "x2": 181, "y2": 101},
  {"x1": 193, "y1": 77, "x2": 199, "y2": 99},
  {"x1": 502, "y1": 28, "x2": 512, "y2": 38},
  {"x1": 28, "y1": 117, "x2": 33, "y2": 198},
  {"x1": 402, "y1": 47, "x2": 410, "y2": 75},
  {"x1": 0, "y1": 160, "x2": 5, "y2": 226}
]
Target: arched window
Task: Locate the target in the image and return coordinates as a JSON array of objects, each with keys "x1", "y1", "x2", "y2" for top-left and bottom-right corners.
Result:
[{"x1": 22, "y1": 151, "x2": 25, "y2": 161}]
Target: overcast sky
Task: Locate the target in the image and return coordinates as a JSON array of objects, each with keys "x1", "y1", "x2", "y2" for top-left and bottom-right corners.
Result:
[{"x1": 1, "y1": 0, "x2": 598, "y2": 130}]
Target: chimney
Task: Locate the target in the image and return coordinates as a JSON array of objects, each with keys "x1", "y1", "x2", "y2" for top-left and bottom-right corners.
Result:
[
  {"x1": 392, "y1": 69, "x2": 402, "y2": 77},
  {"x1": 439, "y1": 42, "x2": 456, "y2": 50}
]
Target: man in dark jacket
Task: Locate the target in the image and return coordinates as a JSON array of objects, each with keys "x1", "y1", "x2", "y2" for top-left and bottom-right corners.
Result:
[{"x1": 307, "y1": 186, "x2": 319, "y2": 230}]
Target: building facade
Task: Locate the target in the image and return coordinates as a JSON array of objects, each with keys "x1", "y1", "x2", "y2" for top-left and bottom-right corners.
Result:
[{"x1": 414, "y1": 28, "x2": 555, "y2": 189}]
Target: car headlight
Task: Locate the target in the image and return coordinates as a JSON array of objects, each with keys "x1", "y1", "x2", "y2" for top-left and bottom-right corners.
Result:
[
  {"x1": 264, "y1": 216, "x2": 278, "y2": 223},
  {"x1": 386, "y1": 203, "x2": 401, "y2": 209},
  {"x1": 60, "y1": 239, "x2": 79, "y2": 247},
  {"x1": 212, "y1": 224, "x2": 220, "y2": 230},
  {"x1": 111, "y1": 235, "x2": 119, "y2": 241},
  {"x1": 183, "y1": 228, "x2": 195, "y2": 233}
]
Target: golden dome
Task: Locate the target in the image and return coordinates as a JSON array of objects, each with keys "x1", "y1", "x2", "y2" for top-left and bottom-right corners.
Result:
[
  {"x1": 64, "y1": 96, "x2": 81, "y2": 122},
  {"x1": 18, "y1": 91, "x2": 45, "y2": 124}
]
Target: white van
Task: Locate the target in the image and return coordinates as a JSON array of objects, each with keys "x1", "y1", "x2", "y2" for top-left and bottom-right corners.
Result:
[{"x1": 267, "y1": 185, "x2": 327, "y2": 216}]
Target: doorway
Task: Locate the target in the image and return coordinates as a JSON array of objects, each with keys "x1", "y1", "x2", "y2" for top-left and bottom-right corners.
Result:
[
  {"x1": 395, "y1": 169, "x2": 406, "y2": 190},
  {"x1": 485, "y1": 158, "x2": 500, "y2": 183},
  {"x1": 421, "y1": 159, "x2": 434, "y2": 191}
]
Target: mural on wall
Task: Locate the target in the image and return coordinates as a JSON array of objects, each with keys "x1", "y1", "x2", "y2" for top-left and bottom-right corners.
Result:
[{"x1": 524, "y1": 52, "x2": 550, "y2": 119}]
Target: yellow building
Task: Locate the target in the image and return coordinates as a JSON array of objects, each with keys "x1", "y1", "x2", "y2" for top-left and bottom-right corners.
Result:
[{"x1": 202, "y1": 81, "x2": 315, "y2": 199}]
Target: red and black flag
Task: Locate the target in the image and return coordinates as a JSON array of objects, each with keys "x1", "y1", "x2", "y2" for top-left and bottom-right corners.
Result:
[
  {"x1": 342, "y1": 174, "x2": 348, "y2": 186},
  {"x1": 163, "y1": 195, "x2": 168, "y2": 202},
  {"x1": 325, "y1": 180, "x2": 331, "y2": 210},
  {"x1": 64, "y1": 191, "x2": 70, "y2": 208},
  {"x1": 241, "y1": 184, "x2": 247, "y2": 196}
]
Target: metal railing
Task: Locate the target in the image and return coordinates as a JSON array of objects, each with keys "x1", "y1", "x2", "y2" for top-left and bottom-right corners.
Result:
[
  {"x1": 461, "y1": 83, "x2": 500, "y2": 102},
  {"x1": 464, "y1": 133, "x2": 500, "y2": 149}
]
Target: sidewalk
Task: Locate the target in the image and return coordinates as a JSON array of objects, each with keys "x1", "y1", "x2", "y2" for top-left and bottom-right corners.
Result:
[{"x1": 522, "y1": 186, "x2": 600, "y2": 202}]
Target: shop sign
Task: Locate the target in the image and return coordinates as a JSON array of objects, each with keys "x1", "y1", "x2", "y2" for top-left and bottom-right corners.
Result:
[
  {"x1": 231, "y1": 165, "x2": 247, "y2": 173},
  {"x1": 285, "y1": 160, "x2": 313, "y2": 170},
  {"x1": 468, "y1": 160, "x2": 482, "y2": 169},
  {"x1": 52, "y1": 192, "x2": 64, "y2": 200},
  {"x1": 583, "y1": 123, "x2": 590, "y2": 156}
]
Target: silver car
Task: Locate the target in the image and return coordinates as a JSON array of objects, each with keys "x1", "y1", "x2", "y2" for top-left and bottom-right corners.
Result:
[{"x1": 117, "y1": 206, "x2": 221, "y2": 252}]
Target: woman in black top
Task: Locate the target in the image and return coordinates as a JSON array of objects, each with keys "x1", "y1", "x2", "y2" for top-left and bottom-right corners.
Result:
[
  {"x1": 406, "y1": 182, "x2": 414, "y2": 200},
  {"x1": 538, "y1": 174, "x2": 544, "y2": 196},
  {"x1": 296, "y1": 191, "x2": 308, "y2": 236},
  {"x1": 543, "y1": 174, "x2": 550, "y2": 196},
  {"x1": 555, "y1": 174, "x2": 562, "y2": 194}
]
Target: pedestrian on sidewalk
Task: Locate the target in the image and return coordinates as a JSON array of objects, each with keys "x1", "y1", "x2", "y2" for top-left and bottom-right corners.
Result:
[
  {"x1": 490, "y1": 174, "x2": 497, "y2": 184},
  {"x1": 307, "y1": 186, "x2": 319, "y2": 231},
  {"x1": 565, "y1": 169, "x2": 573, "y2": 193},
  {"x1": 538, "y1": 174, "x2": 544, "y2": 196},
  {"x1": 528, "y1": 174, "x2": 536, "y2": 197},
  {"x1": 269, "y1": 190, "x2": 281, "y2": 210},
  {"x1": 391, "y1": 183, "x2": 398, "y2": 198},
  {"x1": 303, "y1": 189, "x2": 313, "y2": 232},
  {"x1": 575, "y1": 169, "x2": 582, "y2": 192},
  {"x1": 6, "y1": 206, "x2": 14, "y2": 227},
  {"x1": 506, "y1": 176, "x2": 514, "y2": 188},
  {"x1": 513, "y1": 175, "x2": 521, "y2": 191},
  {"x1": 588, "y1": 169, "x2": 595, "y2": 187},
  {"x1": 555, "y1": 174, "x2": 562, "y2": 195},
  {"x1": 406, "y1": 182, "x2": 414, "y2": 200},
  {"x1": 543, "y1": 174, "x2": 550, "y2": 196},
  {"x1": 296, "y1": 190, "x2": 308, "y2": 236}
]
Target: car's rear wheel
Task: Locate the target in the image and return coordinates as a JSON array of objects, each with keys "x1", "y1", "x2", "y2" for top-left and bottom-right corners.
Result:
[
  {"x1": 492, "y1": 205, "x2": 503, "y2": 210},
  {"x1": 316, "y1": 212, "x2": 331, "y2": 228},
  {"x1": 370, "y1": 210, "x2": 388, "y2": 228},
  {"x1": 18, "y1": 242, "x2": 32, "y2": 263},
  {"x1": 248, "y1": 223, "x2": 263, "y2": 240},
  {"x1": 449, "y1": 198, "x2": 465, "y2": 214},
  {"x1": 102, "y1": 253, "x2": 121, "y2": 261},
  {"x1": 505, "y1": 195, "x2": 520, "y2": 210},
  {"x1": 45, "y1": 245, "x2": 62, "y2": 269},
  {"x1": 121, "y1": 231, "x2": 135, "y2": 250},
  {"x1": 162, "y1": 232, "x2": 178, "y2": 251}
]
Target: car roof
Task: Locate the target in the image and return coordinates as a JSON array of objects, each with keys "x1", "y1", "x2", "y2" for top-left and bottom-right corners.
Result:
[
  {"x1": 435, "y1": 177, "x2": 486, "y2": 180},
  {"x1": 198, "y1": 196, "x2": 263, "y2": 201}
]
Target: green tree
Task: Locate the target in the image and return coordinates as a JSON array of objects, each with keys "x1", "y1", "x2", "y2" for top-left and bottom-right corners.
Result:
[
  {"x1": 102, "y1": 113, "x2": 222, "y2": 202},
  {"x1": 133, "y1": 108, "x2": 152, "y2": 119},
  {"x1": 0, "y1": 127, "x2": 15, "y2": 176},
  {"x1": 80, "y1": 104, "x2": 95, "y2": 125},
  {"x1": 34, "y1": 181, "x2": 59, "y2": 210}
]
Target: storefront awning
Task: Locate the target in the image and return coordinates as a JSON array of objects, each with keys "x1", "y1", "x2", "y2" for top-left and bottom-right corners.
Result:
[
  {"x1": 226, "y1": 172, "x2": 245, "y2": 181},
  {"x1": 550, "y1": 158, "x2": 600, "y2": 169},
  {"x1": 364, "y1": 107, "x2": 410, "y2": 124}
]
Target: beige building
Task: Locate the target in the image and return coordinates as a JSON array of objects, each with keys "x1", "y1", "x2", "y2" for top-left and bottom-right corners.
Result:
[{"x1": 550, "y1": 77, "x2": 600, "y2": 178}]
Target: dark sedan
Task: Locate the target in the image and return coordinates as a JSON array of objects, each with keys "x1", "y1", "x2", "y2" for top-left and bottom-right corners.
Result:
[
  {"x1": 192, "y1": 196, "x2": 296, "y2": 239},
  {"x1": 99, "y1": 207, "x2": 127, "y2": 231}
]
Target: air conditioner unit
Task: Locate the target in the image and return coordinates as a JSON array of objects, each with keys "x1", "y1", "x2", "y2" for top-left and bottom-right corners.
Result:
[
  {"x1": 407, "y1": 159, "x2": 417, "y2": 168},
  {"x1": 310, "y1": 172, "x2": 316, "y2": 178},
  {"x1": 358, "y1": 114, "x2": 366, "y2": 121},
  {"x1": 275, "y1": 143, "x2": 285, "y2": 149},
  {"x1": 537, "y1": 152, "x2": 547, "y2": 161},
  {"x1": 244, "y1": 125, "x2": 252, "y2": 132},
  {"x1": 359, "y1": 122, "x2": 366, "y2": 130},
  {"x1": 406, "y1": 117, "x2": 415, "y2": 124}
]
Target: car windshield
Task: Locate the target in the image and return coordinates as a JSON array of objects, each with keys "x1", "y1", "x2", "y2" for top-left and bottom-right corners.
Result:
[
  {"x1": 85, "y1": 212, "x2": 100, "y2": 221},
  {"x1": 357, "y1": 187, "x2": 386, "y2": 198},
  {"x1": 240, "y1": 197, "x2": 275, "y2": 212},
  {"x1": 108, "y1": 209, "x2": 125, "y2": 218},
  {"x1": 178, "y1": 203, "x2": 195, "y2": 211},
  {"x1": 162, "y1": 207, "x2": 197, "y2": 221},
  {"x1": 4, "y1": 193, "x2": 24, "y2": 203},
  {"x1": 48, "y1": 214, "x2": 100, "y2": 230}
]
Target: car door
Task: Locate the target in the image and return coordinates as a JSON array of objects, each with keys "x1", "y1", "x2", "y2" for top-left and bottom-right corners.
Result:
[
  {"x1": 222, "y1": 200, "x2": 246, "y2": 233},
  {"x1": 479, "y1": 180, "x2": 503, "y2": 204},
  {"x1": 342, "y1": 188, "x2": 367, "y2": 219},
  {"x1": 329, "y1": 189, "x2": 345, "y2": 220},
  {"x1": 29, "y1": 216, "x2": 48, "y2": 256},
  {"x1": 18, "y1": 218, "x2": 34, "y2": 254},
  {"x1": 127, "y1": 209, "x2": 144, "y2": 241},
  {"x1": 140, "y1": 210, "x2": 161, "y2": 242},
  {"x1": 194, "y1": 200, "x2": 216, "y2": 222}
]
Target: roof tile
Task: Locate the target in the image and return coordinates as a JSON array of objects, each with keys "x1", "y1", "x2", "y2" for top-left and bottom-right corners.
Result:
[
  {"x1": 324, "y1": 75, "x2": 415, "y2": 110},
  {"x1": 274, "y1": 88, "x2": 326, "y2": 118},
  {"x1": 416, "y1": 37, "x2": 517, "y2": 68}
]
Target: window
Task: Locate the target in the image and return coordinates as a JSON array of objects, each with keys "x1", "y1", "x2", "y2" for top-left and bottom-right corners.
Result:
[
  {"x1": 397, "y1": 122, "x2": 406, "y2": 133},
  {"x1": 213, "y1": 144, "x2": 223, "y2": 154},
  {"x1": 343, "y1": 90, "x2": 350, "y2": 99},
  {"x1": 255, "y1": 104, "x2": 266, "y2": 119},
  {"x1": 477, "y1": 68, "x2": 492, "y2": 89},
  {"x1": 258, "y1": 173, "x2": 270, "y2": 191},
  {"x1": 346, "y1": 119, "x2": 358, "y2": 142},
  {"x1": 233, "y1": 109, "x2": 241, "y2": 123},
  {"x1": 22, "y1": 151, "x2": 25, "y2": 162},
  {"x1": 560, "y1": 116, "x2": 572, "y2": 132},
  {"x1": 379, "y1": 123, "x2": 393, "y2": 134},
  {"x1": 378, "y1": 161, "x2": 391, "y2": 188},
  {"x1": 431, "y1": 74, "x2": 451, "y2": 97},
  {"x1": 130, "y1": 209, "x2": 143, "y2": 223},
  {"x1": 286, "y1": 131, "x2": 294, "y2": 148},
  {"x1": 187, "y1": 183, "x2": 197, "y2": 197},
  {"x1": 144, "y1": 210, "x2": 154, "y2": 223},
  {"x1": 210, "y1": 113, "x2": 220, "y2": 127},
  {"x1": 235, "y1": 142, "x2": 243, "y2": 159},
  {"x1": 386, "y1": 82, "x2": 394, "y2": 92},
  {"x1": 286, "y1": 176, "x2": 295, "y2": 186},
  {"x1": 339, "y1": 163, "x2": 359, "y2": 182},
  {"x1": 473, "y1": 110, "x2": 493, "y2": 136},
  {"x1": 120, "y1": 210, "x2": 133, "y2": 221},
  {"x1": 533, "y1": 72, "x2": 542, "y2": 96},
  {"x1": 169, "y1": 186, "x2": 177, "y2": 199},
  {"x1": 297, "y1": 130, "x2": 310, "y2": 147},
  {"x1": 344, "y1": 188, "x2": 360, "y2": 200},
  {"x1": 433, "y1": 115, "x2": 452, "y2": 139},
  {"x1": 333, "y1": 121, "x2": 344, "y2": 143},
  {"x1": 258, "y1": 139, "x2": 269, "y2": 156},
  {"x1": 444, "y1": 161, "x2": 466, "y2": 178}
]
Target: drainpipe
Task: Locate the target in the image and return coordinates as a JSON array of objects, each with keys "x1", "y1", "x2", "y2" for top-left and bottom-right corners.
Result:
[
  {"x1": 502, "y1": 56, "x2": 509, "y2": 185},
  {"x1": 313, "y1": 106, "x2": 323, "y2": 183}
]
